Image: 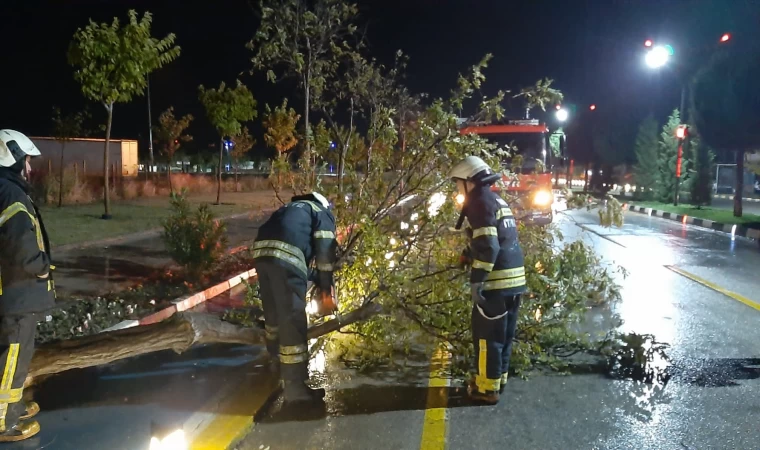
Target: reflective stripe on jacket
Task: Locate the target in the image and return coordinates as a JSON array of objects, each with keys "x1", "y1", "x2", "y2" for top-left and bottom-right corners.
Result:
[{"x1": 463, "y1": 185, "x2": 527, "y2": 295}]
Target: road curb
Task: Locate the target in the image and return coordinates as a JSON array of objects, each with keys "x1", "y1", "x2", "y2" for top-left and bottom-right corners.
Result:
[
  {"x1": 625, "y1": 204, "x2": 760, "y2": 241},
  {"x1": 713, "y1": 194, "x2": 760, "y2": 203}
]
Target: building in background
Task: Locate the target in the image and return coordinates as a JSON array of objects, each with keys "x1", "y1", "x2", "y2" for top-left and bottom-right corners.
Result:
[{"x1": 29, "y1": 137, "x2": 138, "y2": 178}]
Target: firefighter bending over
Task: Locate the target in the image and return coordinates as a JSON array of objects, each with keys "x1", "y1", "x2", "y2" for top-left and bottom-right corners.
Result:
[
  {"x1": 450, "y1": 156, "x2": 527, "y2": 405},
  {"x1": 252, "y1": 192, "x2": 337, "y2": 404},
  {"x1": 0, "y1": 130, "x2": 55, "y2": 441}
]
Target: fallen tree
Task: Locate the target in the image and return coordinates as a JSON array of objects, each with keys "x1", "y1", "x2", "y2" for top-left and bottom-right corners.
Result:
[{"x1": 27, "y1": 304, "x2": 381, "y2": 385}]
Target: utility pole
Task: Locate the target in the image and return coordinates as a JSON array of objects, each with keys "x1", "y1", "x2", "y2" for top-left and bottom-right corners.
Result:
[{"x1": 147, "y1": 75, "x2": 154, "y2": 177}]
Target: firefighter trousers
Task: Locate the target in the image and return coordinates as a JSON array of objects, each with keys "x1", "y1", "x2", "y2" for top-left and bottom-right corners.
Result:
[
  {"x1": 0, "y1": 314, "x2": 36, "y2": 432},
  {"x1": 256, "y1": 260, "x2": 310, "y2": 383},
  {"x1": 472, "y1": 293, "x2": 521, "y2": 393}
]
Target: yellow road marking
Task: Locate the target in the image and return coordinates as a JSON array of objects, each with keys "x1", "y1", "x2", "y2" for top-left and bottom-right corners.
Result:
[
  {"x1": 188, "y1": 373, "x2": 280, "y2": 450},
  {"x1": 420, "y1": 344, "x2": 452, "y2": 450},
  {"x1": 665, "y1": 265, "x2": 760, "y2": 312}
]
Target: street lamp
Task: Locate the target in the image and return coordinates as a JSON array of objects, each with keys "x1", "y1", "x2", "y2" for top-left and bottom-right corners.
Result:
[
  {"x1": 556, "y1": 108, "x2": 569, "y2": 122},
  {"x1": 645, "y1": 45, "x2": 670, "y2": 68}
]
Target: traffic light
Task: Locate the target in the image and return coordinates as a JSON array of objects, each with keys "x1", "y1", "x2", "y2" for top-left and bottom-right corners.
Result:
[
  {"x1": 555, "y1": 104, "x2": 561, "y2": 110},
  {"x1": 675, "y1": 125, "x2": 688, "y2": 140},
  {"x1": 644, "y1": 39, "x2": 653, "y2": 47},
  {"x1": 720, "y1": 33, "x2": 731, "y2": 43},
  {"x1": 589, "y1": 104, "x2": 597, "y2": 111}
]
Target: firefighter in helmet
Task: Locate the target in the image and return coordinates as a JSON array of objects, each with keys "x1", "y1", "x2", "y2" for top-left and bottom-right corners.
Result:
[
  {"x1": 252, "y1": 192, "x2": 337, "y2": 404},
  {"x1": 0, "y1": 130, "x2": 55, "y2": 441},
  {"x1": 450, "y1": 155, "x2": 527, "y2": 405}
]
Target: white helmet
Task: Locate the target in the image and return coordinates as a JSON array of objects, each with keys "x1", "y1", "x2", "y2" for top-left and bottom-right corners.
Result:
[
  {"x1": 311, "y1": 192, "x2": 330, "y2": 209},
  {"x1": 0, "y1": 130, "x2": 41, "y2": 168},
  {"x1": 449, "y1": 155, "x2": 492, "y2": 181}
]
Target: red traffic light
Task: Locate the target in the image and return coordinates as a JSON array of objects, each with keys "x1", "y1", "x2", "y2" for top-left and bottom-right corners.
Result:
[
  {"x1": 555, "y1": 104, "x2": 562, "y2": 110},
  {"x1": 720, "y1": 33, "x2": 731, "y2": 43},
  {"x1": 644, "y1": 39, "x2": 653, "y2": 47},
  {"x1": 589, "y1": 104, "x2": 597, "y2": 111},
  {"x1": 675, "y1": 125, "x2": 688, "y2": 139}
]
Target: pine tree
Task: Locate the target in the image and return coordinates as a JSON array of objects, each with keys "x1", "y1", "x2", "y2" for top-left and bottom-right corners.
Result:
[
  {"x1": 632, "y1": 115, "x2": 659, "y2": 200},
  {"x1": 656, "y1": 110, "x2": 688, "y2": 203},
  {"x1": 688, "y1": 128, "x2": 715, "y2": 208}
]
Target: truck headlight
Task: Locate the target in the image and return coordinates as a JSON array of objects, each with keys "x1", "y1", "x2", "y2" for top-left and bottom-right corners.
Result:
[{"x1": 533, "y1": 190, "x2": 552, "y2": 207}]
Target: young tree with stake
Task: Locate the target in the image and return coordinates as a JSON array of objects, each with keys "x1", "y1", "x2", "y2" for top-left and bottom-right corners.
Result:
[
  {"x1": 154, "y1": 107, "x2": 194, "y2": 194},
  {"x1": 68, "y1": 10, "x2": 180, "y2": 219},
  {"x1": 198, "y1": 81, "x2": 257, "y2": 205},
  {"x1": 51, "y1": 107, "x2": 89, "y2": 207}
]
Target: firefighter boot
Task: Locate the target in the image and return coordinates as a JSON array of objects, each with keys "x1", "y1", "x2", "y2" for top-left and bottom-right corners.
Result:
[
  {"x1": 20, "y1": 402, "x2": 40, "y2": 420},
  {"x1": 282, "y1": 381, "x2": 325, "y2": 404},
  {"x1": 499, "y1": 373, "x2": 508, "y2": 394},
  {"x1": 467, "y1": 379, "x2": 500, "y2": 405},
  {"x1": 0, "y1": 420, "x2": 40, "y2": 442}
]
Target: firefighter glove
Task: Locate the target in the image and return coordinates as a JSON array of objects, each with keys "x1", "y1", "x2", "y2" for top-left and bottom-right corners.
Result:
[{"x1": 470, "y1": 282, "x2": 486, "y2": 307}]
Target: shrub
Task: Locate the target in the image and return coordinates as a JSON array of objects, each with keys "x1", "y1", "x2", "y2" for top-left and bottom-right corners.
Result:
[{"x1": 162, "y1": 190, "x2": 228, "y2": 277}]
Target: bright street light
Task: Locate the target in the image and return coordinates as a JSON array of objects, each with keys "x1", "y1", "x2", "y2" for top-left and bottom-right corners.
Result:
[
  {"x1": 645, "y1": 45, "x2": 670, "y2": 68},
  {"x1": 555, "y1": 108, "x2": 569, "y2": 122}
]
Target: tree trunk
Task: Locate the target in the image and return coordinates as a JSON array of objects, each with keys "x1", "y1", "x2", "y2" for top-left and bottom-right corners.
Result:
[
  {"x1": 235, "y1": 160, "x2": 239, "y2": 192},
  {"x1": 26, "y1": 304, "x2": 382, "y2": 385},
  {"x1": 168, "y1": 156, "x2": 173, "y2": 194},
  {"x1": 216, "y1": 137, "x2": 224, "y2": 205},
  {"x1": 735, "y1": 150, "x2": 744, "y2": 217},
  {"x1": 304, "y1": 78, "x2": 311, "y2": 185},
  {"x1": 58, "y1": 142, "x2": 66, "y2": 208},
  {"x1": 147, "y1": 75, "x2": 155, "y2": 180},
  {"x1": 102, "y1": 104, "x2": 113, "y2": 219}
]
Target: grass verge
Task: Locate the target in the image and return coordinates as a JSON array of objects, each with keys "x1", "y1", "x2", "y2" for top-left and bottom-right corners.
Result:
[
  {"x1": 43, "y1": 191, "x2": 278, "y2": 246},
  {"x1": 631, "y1": 201, "x2": 760, "y2": 228}
]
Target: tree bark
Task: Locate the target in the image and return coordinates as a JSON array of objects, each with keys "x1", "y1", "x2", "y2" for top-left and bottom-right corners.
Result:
[
  {"x1": 27, "y1": 304, "x2": 383, "y2": 385},
  {"x1": 216, "y1": 137, "x2": 224, "y2": 205},
  {"x1": 735, "y1": 150, "x2": 744, "y2": 217},
  {"x1": 58, "y1": 142, "x2": 66, "y2": 208},
  {"x1": 102, "y1": 104, "x2": 113, "y2": 219}
]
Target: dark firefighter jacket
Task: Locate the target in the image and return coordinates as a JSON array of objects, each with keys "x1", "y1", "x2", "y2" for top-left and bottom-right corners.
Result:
[
  {"x1": 463, "y1": 184, "x2": 527, "y2": 296},
  {"x1": 252, "y1": 195, "x2": 338, "y2": 290},
  {"x1": 0, "y1": 169, "x2": 56, "y2": 315}
]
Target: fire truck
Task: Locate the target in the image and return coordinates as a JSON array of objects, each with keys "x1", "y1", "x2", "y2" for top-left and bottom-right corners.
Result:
[{"x1": 459, "y1": 119, "x2": 565, "y2": 225}]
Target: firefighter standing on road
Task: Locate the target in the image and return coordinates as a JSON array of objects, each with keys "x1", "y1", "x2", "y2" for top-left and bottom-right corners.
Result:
[
  {"x1": 252, "y1": 192, "x2": 337, "y2": 404},
  {"x1": 0, "y1": 130, "x2": 55, "y2": 441},
  {"x1": 450, "y1": 156, "x2": 527, "y2": 405}
]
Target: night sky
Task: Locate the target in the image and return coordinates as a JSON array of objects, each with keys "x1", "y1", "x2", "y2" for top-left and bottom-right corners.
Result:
[{"x1": 2, "y1": 0, "x2": 758, "y2": 163}]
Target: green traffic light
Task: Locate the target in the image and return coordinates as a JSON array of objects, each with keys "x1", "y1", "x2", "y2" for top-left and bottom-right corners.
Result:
[{"x1": 665, "y1": 44, "x2": 675, "y2": 56}]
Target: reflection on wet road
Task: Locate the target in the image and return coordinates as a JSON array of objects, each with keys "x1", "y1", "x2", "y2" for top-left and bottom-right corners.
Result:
[
  {"x1": 10, "y1": 208, "x2": 760, "y2": 449},
  {"x1": 239, "y1": 208, "x2": 760, "y2": 450}
]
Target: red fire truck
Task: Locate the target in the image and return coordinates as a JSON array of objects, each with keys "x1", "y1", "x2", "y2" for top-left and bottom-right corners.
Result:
[{"x1": 459, "y1": 119, "x2": 564, "y2": 225}]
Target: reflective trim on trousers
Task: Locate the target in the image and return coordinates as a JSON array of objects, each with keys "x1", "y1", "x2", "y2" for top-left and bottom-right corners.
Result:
[
  {"x1": 0, "y1": 344, "x2": 20, "y2": 432},
  {"x1": 316, "y1": 263, "x2": 333, "y2": 272},
  {"x1": 280, "y1": 344, "x2": 308, "y2": 364},
  {"x1": 475, "y1": 339, "x2": 500, "y2": 393}
]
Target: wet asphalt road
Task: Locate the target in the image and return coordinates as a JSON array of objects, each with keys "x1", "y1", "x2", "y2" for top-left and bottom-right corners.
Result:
[
  {"x1": 238, "y1": 208, "x2": 760, "y2": 450},
  {"x1": 7, "y1": 207, "x2": 760, "y2": 449}
]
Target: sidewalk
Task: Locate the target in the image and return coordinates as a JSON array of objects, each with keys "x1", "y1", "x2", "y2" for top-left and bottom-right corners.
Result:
[{"x1": 53, "y1": 211, "x2": 271, "y2": 297}]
